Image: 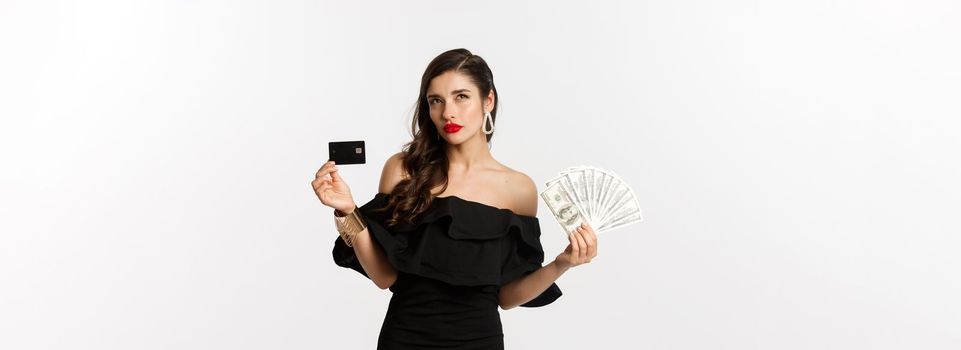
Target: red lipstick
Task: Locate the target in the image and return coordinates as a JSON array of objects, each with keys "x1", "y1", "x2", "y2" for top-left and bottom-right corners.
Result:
[{"x1": 443, "y1": 122, "x2": 463, "y2": 133}]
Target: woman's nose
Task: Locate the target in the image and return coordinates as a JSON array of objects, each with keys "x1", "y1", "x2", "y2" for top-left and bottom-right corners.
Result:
[{"x1": 443, "y1": 104, "x2": 457, "y2": 120}]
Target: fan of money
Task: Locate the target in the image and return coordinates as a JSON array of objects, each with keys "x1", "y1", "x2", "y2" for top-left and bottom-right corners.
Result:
[{"x1": 539, "y1": 165, "x2": 643, "y2": 235}]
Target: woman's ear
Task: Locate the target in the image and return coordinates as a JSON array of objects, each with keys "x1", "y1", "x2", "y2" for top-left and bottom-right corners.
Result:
[{"x1": 485, "y1": 90, "x2": 495, "y2": 112}]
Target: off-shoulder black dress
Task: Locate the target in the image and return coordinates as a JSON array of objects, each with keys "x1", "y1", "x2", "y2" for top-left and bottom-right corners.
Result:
[{"x1": 333, "y1": 192, "x2": 562, "y2": 350}]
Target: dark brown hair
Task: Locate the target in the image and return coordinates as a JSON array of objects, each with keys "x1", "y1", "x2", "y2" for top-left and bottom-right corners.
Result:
[{"x1": 379, "y1": 48, "x2": 499, "y2": 228}]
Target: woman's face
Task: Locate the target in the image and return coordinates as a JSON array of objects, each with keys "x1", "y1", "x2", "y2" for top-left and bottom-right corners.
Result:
[{"x1": 426, "y1": 70, "x2": 494, "y2": 144}]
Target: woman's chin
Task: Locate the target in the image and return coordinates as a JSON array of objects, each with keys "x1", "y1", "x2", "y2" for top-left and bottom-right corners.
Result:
[
  {"x1": 441, "y1": 130, "x2": 483, "y2": 145},
  {"x1": 441, "y1": 133, "x2": 463, "y2": 143}
]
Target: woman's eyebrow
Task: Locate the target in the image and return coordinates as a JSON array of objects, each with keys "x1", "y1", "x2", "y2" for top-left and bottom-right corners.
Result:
[{"x1": 427, "y1": 89, "x2": 471, "y2": 98}]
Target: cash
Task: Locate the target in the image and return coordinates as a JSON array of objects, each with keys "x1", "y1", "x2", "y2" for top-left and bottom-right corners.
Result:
[{"x1": 539, "y1": 165, "x2": 643, "y2": 235}]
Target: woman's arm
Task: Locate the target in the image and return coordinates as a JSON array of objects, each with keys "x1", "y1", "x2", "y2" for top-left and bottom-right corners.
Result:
[
  {"x1": 497, "y1": 172, "x2": 598, "y2": 309},
  {"x1": 346, "y1": 222, "x2": 397, "y2": 290},
  {"x1": 498, "y1": 261, "x2": 569, "y2": 309},
  {"x1": 350, "y1": 151, "x2": 407, "y2": 289}
]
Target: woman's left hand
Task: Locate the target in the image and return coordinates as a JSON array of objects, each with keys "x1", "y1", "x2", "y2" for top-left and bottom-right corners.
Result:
[{"x1": 553, "y1": 222, "x2": 598, "y2": 270}]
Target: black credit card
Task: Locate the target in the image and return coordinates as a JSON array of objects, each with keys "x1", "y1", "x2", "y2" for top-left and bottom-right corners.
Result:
[{"x1": 328, "y1": 140, "x2": 366, "y2": 165}]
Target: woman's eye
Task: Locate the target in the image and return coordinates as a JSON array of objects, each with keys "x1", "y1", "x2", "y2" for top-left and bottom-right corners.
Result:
[{"x1": 428, "y1": 95, "x2": 466, "y2": 104}]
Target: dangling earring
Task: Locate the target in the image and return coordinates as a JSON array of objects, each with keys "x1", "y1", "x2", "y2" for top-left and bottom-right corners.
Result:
[{"x1": 483, "y1": 111, "x2": 495, "y2": 135}]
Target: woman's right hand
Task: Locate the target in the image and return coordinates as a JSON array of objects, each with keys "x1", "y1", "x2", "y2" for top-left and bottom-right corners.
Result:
[
  {"x1": 552, "y1": 222, "x2": 598, "y2": 270},
  {"x1": 312, "y1": 161, "x2": 357, "y2": 214}
]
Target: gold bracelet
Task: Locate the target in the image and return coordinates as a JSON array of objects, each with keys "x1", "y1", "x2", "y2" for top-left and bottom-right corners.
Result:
[{"x1": 334, "y1": 206, "x2": 367, "y2": 247}]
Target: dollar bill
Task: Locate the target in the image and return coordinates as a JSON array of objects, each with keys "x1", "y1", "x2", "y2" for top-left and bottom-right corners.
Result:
[
  {"x1": 543, "y1": 165, "x2": 643, "y2": 235},
  {"x1": 539, "y1": 181, "x2": 588, "y2": 235}
]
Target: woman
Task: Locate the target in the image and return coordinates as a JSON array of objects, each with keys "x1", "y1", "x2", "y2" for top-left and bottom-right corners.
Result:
[{"x1": 311, "y1": 48, "x2": 598, "y2": 349}]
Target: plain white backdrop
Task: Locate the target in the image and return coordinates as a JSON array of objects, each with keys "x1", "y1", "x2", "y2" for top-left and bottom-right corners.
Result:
[{"x1": 2, "y1": 0, "x2": 959, "y2": 349}]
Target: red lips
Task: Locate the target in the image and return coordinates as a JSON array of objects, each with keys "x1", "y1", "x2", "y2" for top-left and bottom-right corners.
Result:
[{"x1": 443, "y1": 122, "x2": 463, "y2": 133}]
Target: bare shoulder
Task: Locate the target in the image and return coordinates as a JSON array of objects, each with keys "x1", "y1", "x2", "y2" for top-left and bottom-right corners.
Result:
[
  {"x1": 378, "y1": 151, "x2": 407, "y2": 194},
  {"x1": 506, "y1": 169, "x2": 538, "y2": 217}
]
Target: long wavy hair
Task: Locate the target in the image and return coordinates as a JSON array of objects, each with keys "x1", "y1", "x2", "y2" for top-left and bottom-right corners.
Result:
[{"x1": 379, "y1": 48, "x2": 499, "y2": 228}]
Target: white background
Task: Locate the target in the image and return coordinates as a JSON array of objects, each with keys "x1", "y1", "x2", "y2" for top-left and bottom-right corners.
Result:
[{"x1": 2, "y1": 0, "x2": 959, "y2": 349}]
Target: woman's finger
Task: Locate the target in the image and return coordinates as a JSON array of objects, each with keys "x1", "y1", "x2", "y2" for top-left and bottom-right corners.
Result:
[
  {"x1": 570, "y1": 228, "x2": 579, "y2": 264},
  {"x1": 584, "y1": 225, "x2": 597, "y2": 259},
  {"x1": 315, "y1": 161, "x2": 335, "y2": 179},
  {"x1": 312, "y1": 177, "x2": 329, "y2": 191},
  {"x1": 329, "y1": 166, "x2": 345, "y2": 183},
  {"x1": 315, "y1": 161, "x2": 330, "y2": 177},
  {"x1": 312, "y1": 178, "x2": 327, "y2": 192},
  {"x1": 319, "y1": 183, "x2": 331, "y2": 195},
  {"x1": 568, "y1": 231, "x2": 581, "y2": 264},
  {"x1": 573, "y1": 227, "x2": 589, "y2": 263}
]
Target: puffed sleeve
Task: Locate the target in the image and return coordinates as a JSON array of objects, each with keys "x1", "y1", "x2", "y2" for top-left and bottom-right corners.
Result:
[
  {"x1": 499, "y1": 216, "x2": 563, "y2": 307},
  {"x1": 331, "y1": 193, "x2": 395, "y2": 279}
]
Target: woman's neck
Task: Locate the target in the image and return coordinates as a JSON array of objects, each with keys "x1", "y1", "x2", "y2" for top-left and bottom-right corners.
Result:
[{"x1": 445, "y1": 134, "x2": 494, "y2": 173}]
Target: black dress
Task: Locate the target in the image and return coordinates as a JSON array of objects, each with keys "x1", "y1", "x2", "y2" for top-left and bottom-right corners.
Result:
[{"x1": 333, "y1": 192, "x2": 563, "y2": 349}]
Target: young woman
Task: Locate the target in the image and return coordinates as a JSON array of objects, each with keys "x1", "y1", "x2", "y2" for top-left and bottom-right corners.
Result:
[{"x1": 312, "y1": 48, "x2": 598, "y2": 349}]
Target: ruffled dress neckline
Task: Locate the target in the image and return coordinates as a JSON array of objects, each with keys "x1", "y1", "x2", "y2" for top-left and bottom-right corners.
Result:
[
  {"x1": 332, "y1": 192, "x2": 562, "y2": 308},
  {"x1": 432, "y1": 194, "x2": 538, "y2": 219}
]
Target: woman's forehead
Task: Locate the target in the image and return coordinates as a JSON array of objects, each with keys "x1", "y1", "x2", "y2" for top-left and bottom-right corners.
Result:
[{"x1": 427, "y1": 71, "x2": 475, "y2": 96}]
